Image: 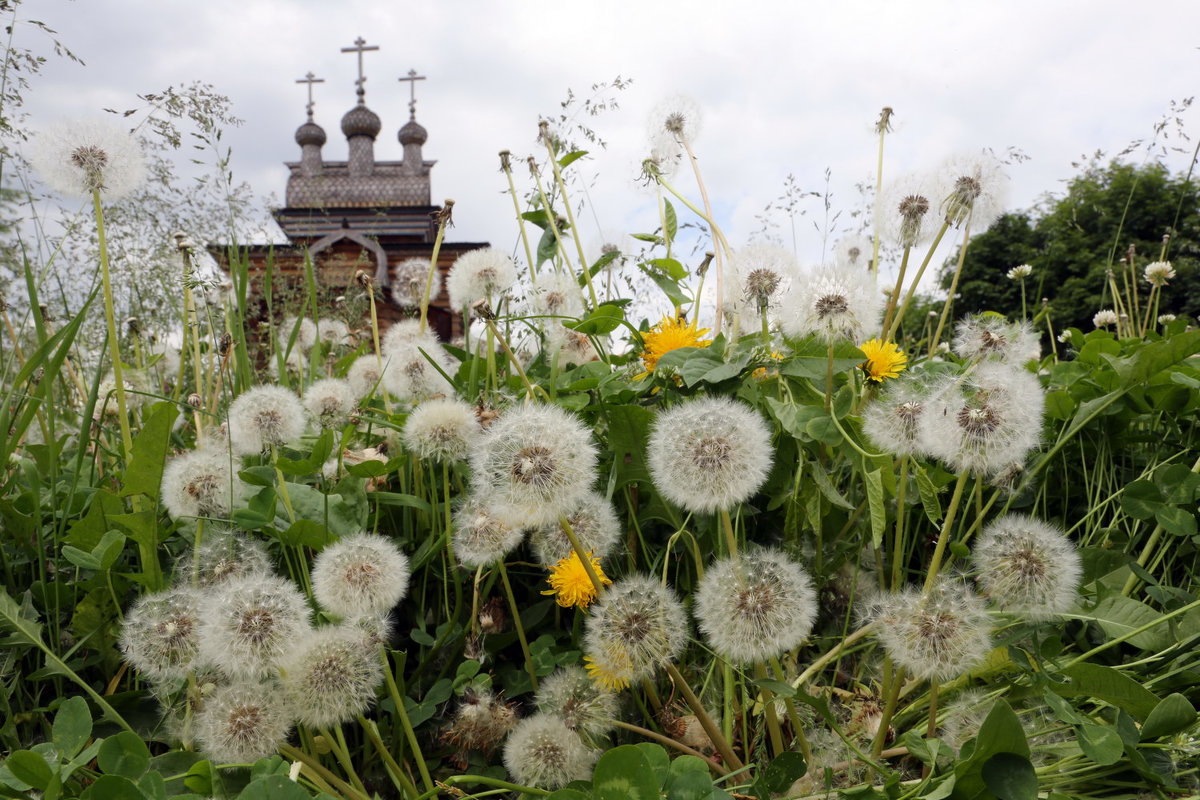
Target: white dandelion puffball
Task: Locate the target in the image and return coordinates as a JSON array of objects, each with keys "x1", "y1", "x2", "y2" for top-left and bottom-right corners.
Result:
[
  {"x1": 527, "y1": 270, "x2": 585, "y2": 320},
  {"x1": 452, "y1": 498, "x2": 526, "y2": 568},
  {"x1": 861, "y1": 375, "x2": 934, "y2": 458},
  {"x1": 30, "y1": 118, "x2": 146, "y2": 200},
  {"x1": 391, "y1": 257, "x2": 439, "y2": 308},
  {"x1": 874, "y1": 170, "x2": 941, "y2": 248},
  {"x1": 1092, "y1": 309, "x2": 1119, "y2": 328},
  {"x1": 647, "y1": 94, "x2": 703, "y2": 154},
  {"x1": 469, "y1": 403, "x2": 598, "y2": 528},
  {"x1": 447, "y1": 247, "x2": 518, "y2": 310},
  {"x1": 302, "y1": 378, "x2": 356, "y2": 429},
  {"x1": 226, "y1": 385, "x2": 306, "y2": 455},
  {"x1": 381, "y1": 323, "x2": 456, "y2": 402},
  {"x1": 120, "y1": 587, "x2": 202, "y2": 681},
  {"x1": 694, "y1": 548, "x2": 817, "y2": 664},
  {"x1": 1143, "y1": 260, "x2": 1176, "y2": 286},
  {"x1": 279, "y1": 315, "x2": 317, "y2": 353},
  {"x1": 161, "y1": 449, "x2": 239, "y2": 520},
  {"x1": 316, "y1": 318, "x2": 352, "y2": 347},
  {"x1": 503, "y1": 713, "x2": 598, "y2": 790},
  {"x1": 833, "y1": 234, "x2": 874, "y2": 270},
  {"x1": 445, "y1": 688, "x2": 517, "y2": 752},
  {"x1": 279, "y1": 626, "x2": 384, "y2": 728},
  {"x1": 198, "y1": 575, "x2": 311, "y2": 677},
  {"x1": 535, "y1": 665, "x2": 618, "y2": 739},
  {"x1": 583, "y1": 574, "x2": 688, "y2": 687},
  {"x1": 918, "y1": 362, "x2": 1044, "y2": 474},
  {"x1": 952, "y1": 314, "x2": 1040, "y2": 365},
  {"x1": 647, "y1": 395, "x2": 773, "y2": 515},
  {"x1": 780, "y1": 264, "x2": 883, "y2": 344},
  {"x1": 195, "y1": 682, "x2": 292, "y2": 764},
  {"x1": 972, "y1": 514, "x2": 1081, "y2": 619},
  {"x1": 552, "y1": 325, "x2": 601, "y2": 367},
  {"x1": 529, "y1": 492, "x2": 621, "y2": 566},
  {"x1": 346, "y1": 355, "x2": 387, "y2": 399},
  {"x1": 934, "y1": 151, "x2": 1009, "y2": 231},
  {"x1": 403, "y1": 397, "x2": 480, "y2": 461},
  {"x1": 173, "y1": 529, "x2": 271, "y2": 588},
  {"x1": 725, "y1": 242, "x2": 800, "y2": 332},
  {"x1": 870, "y1": 580, "x2": 993, "y2": 681},
  {"x1": 312, "y1": 532, "x2": 410, "y2": 617}
]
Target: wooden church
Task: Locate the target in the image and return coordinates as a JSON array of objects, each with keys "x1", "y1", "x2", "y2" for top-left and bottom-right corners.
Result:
[{"x1": 214, "y1": 38, "x2": 486, "y2": 342}]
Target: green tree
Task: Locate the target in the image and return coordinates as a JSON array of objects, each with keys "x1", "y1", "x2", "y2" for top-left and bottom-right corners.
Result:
[{"x1": 941, "y1": 160, "x2": 1200, "y2": 331}]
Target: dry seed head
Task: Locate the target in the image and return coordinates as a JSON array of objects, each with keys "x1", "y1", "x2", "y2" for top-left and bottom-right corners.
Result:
[
  {"x1": 443, "y1": 687, "x2": 517, "y2": 752},
  {"x1": 935, "y1": 152, "x2": 1008, "y2": 230},
  {"x1": 452, "y1": 498, "x2": 525, "y2": 568},
  {"x1": 447, "y1": 247, "x2": 518, "y2": 310},
  {"x1": 198, "y1": 575, "x2": 311, "y2": 677},
  {"x1": 952, "y1": 314, "x2": 1040, "y2": 365},
  {"x1": 31, "y1": 118, "x2": 146, "y2": 199},
  {"x1": 403, "y1": 397, "x2": 481, "y2": 462},
  {"x1": 279, "y1": 625, "x2": 384, "y2": 728},
  {"x1": 302, "y1": 378, "x2": 356, "y2": 429},
  {"x1": 311, "y1": 532, "x2": 410, "y2": 617},
  {"x1": 694, "y1": 548, "x2": 818, "y2": 664},
  {"x1": 469, "y1": 404, "x2": 597, "y2": 528},
  {"x1": 868, "y1": 579, "x2": 993, "y2": 681},
  {"x1": 535, "y1": 665, "x2": 618, "y2": 739},
  {"x1": 583, "y1": 574, "x2": 688, "y2": 686},
  {"x1": 161, "y1": 449, "x2": 240, "y2": 520},
  {"x1": 972, "y1": 514, "x2": 1081, "y2": 619},
  {"x1": 173, "y1": 529, "x2": 271, "y2": 589},
  {"x1": 346, "y1": 355, "x2": 387, "y2": 399},
  {"x1": 194, "y1": 682, "x2": 292, "y2": 764},
  {"x1": 391, "y1": 257, "x2": 439, "y2": 307},
  {"x1": 781, "y1": 264, "x2": 883, "y2": 344},
  {"x1": 647, "y1": 395, "x2": 773, "y2": 514},
  {"x1": 227, "y1": 385, "x2": 306, "y2": 454},
  {"x1": 279, "y1": 315, "x2": 317, "y2": 352},
  {"x1": 120, "y1": 587, "x2": 203, "y2": 681},
  {"x1": 503, "y1": 713, "x2": 597, "y2": 790}
]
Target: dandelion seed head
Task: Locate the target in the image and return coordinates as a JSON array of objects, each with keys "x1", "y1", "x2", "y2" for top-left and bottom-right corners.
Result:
[
  {"x1": 315, "y1": 318, "x2": 352, "y2": 347},
  {"x1": 173, "y1": 529, "x2": 271, "y2": 588},
  {"x1": 302, "y1": 378, "x2": 356, "y2": 429},
  {"x1": 530, "y1": 492, "x2": 621, "y2": 566},
  {"x1": 161, "y1": 450, "x2": 240, "y2": 520},
  {"x1": 535, "y1": 665, "x2": 618, "y2": 739},
  {"x1": 312, "y1": 532, "x2": 410, "y2": 617},
  {"x1": 120, "y1": 587, "x2": 203, "y2": 681},
  {"x1": 470, "y1": 404, "x2": 597, "y2": 528},
  {"x1": 875, "y1": 171, "x2": 939, "y2": 248},
  {"x1": 868, "y1": 580, "x2": 993, "y2": 681},
  {"x1": 279, "y1": 316, "x2": 317, "y2": 352},
  {"x1": 381, "y1": 326, "x2": 455, "y2": 402},
  {"x1": 227, "y1": 385, "x2": 306, "y2": 455},
  {"x1": 346, "y1": 355, "x2": 387, "y2": 399},
  {"x1": 973, "y1": 514, "x2": 1081, "y2": 619},
  {"x1": 452, "y1": 498, "x2": 526, "y2": 568},
  {"x1": 279, "y1": 626, "x2": 384, "y2": 728},
  {"x1": 694, "y1": 548, "x2": 818, "y2": 664},
  {"x1": 528, "y1": 271, "x2": 584, "y2": 320},
  {"x1": 940, "y1": 689, "x2": 995, "y2": 752},
  {"x1": 647, "y1": 396, "x2": 773, "y2": 514},
  {"x1": 403, "y1": 398, "x2": 480, "y2": 461},
  {"x1": 584, "y1": 574, "x2": 687, "y2": 686},
  {"x1": 935, "y1": 152, "x2": 1008, "y2": 231},
  {"x1": 503, "y1": 714, "x2": 597, "y2": 790},
  {"x1": 195, "y1": 682, "x2": 292, "y2": 764},
  {"x1": 391, "y1": 257, "x2": 439, "y2": 308},
  {"x1": 834, "y1": 234, "x2": 873, "y2": 270},
  {"x1": 198, "y1": 575, "x2": 311, "y2": 677},
  {"x1": 448, "y1": 247, "x2": 518, "y2": 310},
  {"x1": 30, "y1": 118, "x2": 146, "y2": 199},
  {"x1": 443, "y1": 688, "x2": 518, "y2": 752},
  {"x1": 952, "y1": 314, "x2": 1040, "y2": 365},
  {"x1": 781, "y1": 264, "x2": 883, "y2": 343}
]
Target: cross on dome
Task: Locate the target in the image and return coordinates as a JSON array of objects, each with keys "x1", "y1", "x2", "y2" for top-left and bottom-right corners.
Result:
[
  {"x1": 398, "y1": 69, "x2": 427, "y2": 120},
  {"x1": 340, "y1": 37, "x2": 380, "y2": 103},
  {"x1": 295, "y1": 72, "x2": 324, "y2": 119}
]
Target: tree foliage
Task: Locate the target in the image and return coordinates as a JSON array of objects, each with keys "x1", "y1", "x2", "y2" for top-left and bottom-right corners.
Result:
[{"x1": 942, "y1": 160, "x2": 1200, "y2": 330}]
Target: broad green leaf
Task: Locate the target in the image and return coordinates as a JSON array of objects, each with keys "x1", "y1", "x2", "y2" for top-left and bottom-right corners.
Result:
[
  {"x1": 1154, "y1": 506, "x2": 1197, "y2": 537},
  {"x1": 634, "y1": 742, "x2": 669, "y2": 785},
  {"x1": 558, "y1": 150, "x2": 588, "y2": 169},
  {"x1": 952, "y1": 699, "x2": 1028, "y2": 800},
  {"x1": 981, "y1": 753, "x2": 1037, "y2": 800},
  {"x1": 53, "y1": 696, "x2": 92, "y2": 759},
  {"x1": 371, "y1": 492, "x2": 432, "y2": 513},
  {"x1": 1077, "y1": 596, "x2": 1172, "y2": 651},
  {"x1": 566, "y1": 304, "x2": 626, "y2": 336},
  {"x1": 536, "y1": 226, "x2": 558, "y2": 266},
  {"x1": 592, "y1": 745, "x2": 660, "y2": 800},
  {"x1": 865, "y1": 468, "x2": 886, "y2": 550},
  {"x1": 1076, "y1": 723, "x2": 1123, "y2": 765},
  {"x1": 1120, "y1": 480, "x2": 1163, "y2": 520},
  {"x1": 275, "y1": 429, "x2": 334, "y2": 476},
  {"x1": 120, "y1": 402, "x2": 179, "y2": 499},
  {"x1": 914, "y1": 465, "x2": 943, "y2": 524},
  {"x1": 1140, "y1": 693, "x2": 1197, "y2": 740},
  {"x1": 757, "y1": 751, "x2": 807, "y2": 794},
  {"x1": 646, "y1": 257, "x2": 687, "y2": 280},
  {"x1": 86, "y1": 774, "x2": 149, "y2": 800},
  {"x1": 1052, "y1": 663, "x2": 1160, "y2": 720},
  {"x1": 97, "y1": 731, "x2": 150, "y2": 779},
  {"x1": 5, "y1": 751, "x2": 53, "y2": 791},
  {"x1": 663, "y1": 199, "x2": 678, "y2": 243},
  {"x1": 546, "y1": 791, "x2": 591, "y2": 800},
  {"x1": 235, "y1": 775, "x2": 312, "y2": 799}
]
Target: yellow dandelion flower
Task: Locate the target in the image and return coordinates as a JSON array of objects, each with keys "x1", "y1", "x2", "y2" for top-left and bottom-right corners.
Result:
[
  {"x1": 860, "y1": 339, "x2": 907, "y2": 383},
  {"x1": 542, "y1": 551, "x2": 612, "y2": 609},
  {"x1": 752, "y1": 351, "x2": 786, "y2": 381},
  {"x1": 638, "y1": 315, "x2": 711, "y2": 377},
  {"x1": 583, "y1": 652, "x2": 632, "y2": 691}
]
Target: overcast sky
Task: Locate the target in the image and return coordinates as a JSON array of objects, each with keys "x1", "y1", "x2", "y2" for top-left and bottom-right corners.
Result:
[{"x1": 14, "y1": 0, "x2": 1200, "y2": 291}]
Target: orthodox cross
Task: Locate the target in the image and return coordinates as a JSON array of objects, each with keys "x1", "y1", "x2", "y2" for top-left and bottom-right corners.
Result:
[
  {"x1": 340, "y1": 37, "x2": 379, "y2": 102},
  {"x1": 398, "y1": 69, "x2": 426, "y2": 119},
  {"x1": 295, "y1": 72, "x2": 324, "y2": 119}
]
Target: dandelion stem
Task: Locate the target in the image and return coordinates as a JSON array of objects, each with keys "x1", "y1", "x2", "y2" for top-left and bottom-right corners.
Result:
[
  {"x1": 793, "y1": 625, "x2": 874, "y2": 688},
  {"x1": 871, "y1": 658, "x2": 904, "y2": 758},
  {"x1": 378, "y1": 647, "x2": 435, "y2": 792},
  {"x1": 358, "y1": 714, "x2": 420, "y2": 799},
  {"x1": 754, "y1": 662, "x2": 785, "y2": 758},
  {"x1": 679, "y1": 135, "x2": 726, "y2": 336},
  {"x1": 885, "y1": 221, "x2": 950, "y2": 342},
  {"x1": 324, "y1": 726, "x2": 368, "y2": 795},
  {"x1": 419, "y1": 202, "x2": 452, "y2": 334},
  {"x1": 891, "y1": 458, "x2": 910, "y2": 590},
  {"x1": 928, "y1": 215, "x2": 974, "y2": 356},
  {"x1": 542, "y1": 130, "x2": 599, "y2": 308},
  {"x1": 90, "y1": 189, "x2": 133, "y2": 462},
  {"x1": 278, "y1": 744, "x2": 370, "y2": 800},
  {"x1": 499, "y1": 151, "x2": 538, "y2": 281},
  {"x1": 922, "y1": 471, "x2": 970, "y2": 594},
  {"x1": 769, "y1": 657, "x2": 811, "y2": 764},
  {"x1": 663, "y1": 662, "x2": 744, "y2": 772},
  {"x1": 559, "y1": 514, "x2": 607, "y2": 596},
  {"x1": 824, "y1": 340, "x2": 836, "y2": 413},
  {"x1": 881, "y1": 245, "x2": 912, "y2": 335},
  {"x1": 718, "y1": 508, "x2": 739, "y2": 559},
  {"x1": 497, "y1": 559, "x2": 539, "y2": 692},
  {"x1": 610, "y1": 719, "x2": 729, "y2": 775}
]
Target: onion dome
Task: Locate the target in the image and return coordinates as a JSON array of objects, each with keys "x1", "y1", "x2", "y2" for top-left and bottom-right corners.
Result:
[
  {"x1": 399, "y1": 118, "x2": 428, "y2": 146},
  {"x1": 341, "y1": 104, "x2": 382, "y2": 139},
  {"x1": 295, "y1": 120, "x2": 327, "y2": 147}
]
